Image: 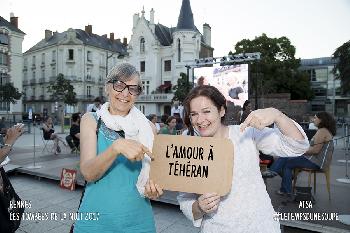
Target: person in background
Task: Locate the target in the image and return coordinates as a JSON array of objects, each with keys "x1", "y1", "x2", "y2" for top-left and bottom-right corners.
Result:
[
  {"x1": 239, "y1": 100, "x2": 252, "y2": 124},
  {"x1": 0, "y1": 117, "x2": 7, "y2": 135},
  {"x1": 171, "y1": 101, "x2": 184, "y2": 120},
  {"x1": 177, "y1": 85, "x2": 308, "y2": 233},
  {"x1": 74, "y1": 63, "x2": 162, "y2": 232},
  {"x1": 86, "y1": 97, "x2": 101, "y2": 112},
  {"x1": 160, "y1": 116, "x2": 177, "y2": 135},
  {"x1": 148, "y1": 114, "x2": 160, "y2": 134},
  {"x1": 42, "y1": 116, "x2": 67, "y2": 155},
  {"x1": 66, "y1": 113, "x2": 81, "y2": 153},
  {"x1": 262, "y1": 112, "x2": 336, "y2": 196}
]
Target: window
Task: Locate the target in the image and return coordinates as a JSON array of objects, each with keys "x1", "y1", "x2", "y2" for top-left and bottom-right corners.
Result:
[
  {"x1": 32, "y1": 71, "x2": 36, "y2": 79},
  {"x1": 41, "y1": 53, "x2": 45, "y2": 64},
  {"x1": 24, "y1": 71, "x2": 27, "y2": 80},
  {"x1": 0, "y1": 52, "x2": 8, "y2": 65},
  {"x1": 164, "y1": 60, "x2": 171, "y2": 72},
  {"x1": 52, "y1": 50, "x2": 56, "y2": 62},
  {"x1": 0, "y1": 102, "x2": 10, "y2": 111},
  {"x1": 68, "y1": 49, "x2": 74, "y2": 60},
  {"x1": 99, "y1": 87, "x2": 103, "y2": 97},
  {"x1": 87, "y1": 51, "x2": 92, "y2": 62},
  {"x1": 140, "y1": 38, "x2": 145, "y2": 53},
  {"x1": 32, "y1": 87, "x2": 36, "y2": 97},
  {"x1": 177, "y1": 39, "x2": 181, "y2": 62},
  {"x1": 24, "y1": 58, "x2": 28, "y2": 67},
  {"x1": 41, "y1": 86, "x2": 45, "y2": 95},
  {"x1": 142, "y1": 80, "x2": 150, "y2": 95},
  {"x1": 140, "y1": 61, "x2": 145, "y2": 72},
  {"x1": 0, "y1": 33, "x2": 9, "y2": 45},
  {"x1": 32, "y1": 56, "x2": 36, "y2": 66},
  {"x1": 0, "y1": 73, "x2": 9, "y2": 85},
  {"x1": 86, "y1": 68, "x2": 92, "y2": 80},
  {"x1": 52, "y1": 67, "x2": 56, "y2": 77},
  {"x1": 41, "y1": 69, "x2": 45, "y2": 79},
  {"x1": 87, "y1": 86, "x2": 91, "y2": 97}
]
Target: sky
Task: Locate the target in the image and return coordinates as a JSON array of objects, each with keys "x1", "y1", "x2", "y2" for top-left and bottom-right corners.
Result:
[{"x1": 1, "y1": 0, "x2": 349, "y2": 59}]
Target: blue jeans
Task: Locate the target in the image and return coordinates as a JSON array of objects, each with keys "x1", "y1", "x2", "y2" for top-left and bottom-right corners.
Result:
[{"x1": 270, "y1": 156, "x2": 319, "y2": 194}]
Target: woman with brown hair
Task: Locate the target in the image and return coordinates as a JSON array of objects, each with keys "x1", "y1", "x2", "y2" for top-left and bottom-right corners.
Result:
[
  {"x1": 262, "y1": 111, "x2": 336, "y2": 195},
  {"x1": 177, "y1": 85, "x2": 308, "y2": 232}
]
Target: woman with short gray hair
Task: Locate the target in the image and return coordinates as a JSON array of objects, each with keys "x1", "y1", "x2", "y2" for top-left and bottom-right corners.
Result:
[{"x1": 74, "y1": 63, "x2": 162, "y2": 232}]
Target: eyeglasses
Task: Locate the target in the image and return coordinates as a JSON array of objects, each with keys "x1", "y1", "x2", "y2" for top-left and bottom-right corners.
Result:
[{"x1": 108, "y1": 80, "x2": 142, "y2": 96}]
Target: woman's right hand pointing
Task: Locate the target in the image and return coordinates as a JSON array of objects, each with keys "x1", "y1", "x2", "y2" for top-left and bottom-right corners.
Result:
[{"x1": 112, "y1": 138, "x2": 154, "y2": 161}]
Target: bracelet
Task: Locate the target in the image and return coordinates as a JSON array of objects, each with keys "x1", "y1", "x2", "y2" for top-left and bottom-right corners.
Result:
[{"x1": 4, "y1": 144, "x2": 12, "y2": 149}]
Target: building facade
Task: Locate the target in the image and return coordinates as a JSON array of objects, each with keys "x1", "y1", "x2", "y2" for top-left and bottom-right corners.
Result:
[
  {"x1": 22, "y1": 26, "x2": 127, "y2": 116},
  {"x1": 300, "y1": 57, "x2": 350, "y2": 116},
  {"x1": 0, "y1": 14, "x2": 25, "y2": 121},
  {"x1": 123, "y1": 0, "x2": 214, "y2": 116}
]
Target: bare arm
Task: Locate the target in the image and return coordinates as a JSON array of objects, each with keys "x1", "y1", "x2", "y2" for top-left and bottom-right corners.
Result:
[
  {"x1": 241, "y1": 108, "x2": 305, "y2": 141},
  {"x1": 79, "y1": 114, "x2": 120, "y2": 182},
  {"x1": 80, "y1": 114, "x2": 153, "y2": 182}
]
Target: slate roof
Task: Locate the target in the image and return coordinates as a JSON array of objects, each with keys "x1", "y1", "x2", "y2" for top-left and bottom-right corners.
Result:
[
  {"x1": 25, "y1": 29, "x2": 127, "y2": 55},
  {"x1": 176, "y1": 0, "x2": 196, "y2": 31},
  {"x1": 0, "y1": 16, "x2": 25, "y2": 34}
]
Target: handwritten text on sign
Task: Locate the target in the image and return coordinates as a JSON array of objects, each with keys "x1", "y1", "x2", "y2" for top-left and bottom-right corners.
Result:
[{"x1": 150, "y1": 135, "x2": 234, "y2": 196}]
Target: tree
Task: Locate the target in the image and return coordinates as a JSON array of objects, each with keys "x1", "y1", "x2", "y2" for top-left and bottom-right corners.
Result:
[
  {"x1": 172, "y1": 72, "x2": 192, "y2": 103},
  {"x1": 0, "y1": 82, "x2": 22, "y2": 104},
  {"x1": 0, "y1": 82, "x2": 22, "y2": 117},
  {"x1": 332, "y1": 40, "x2": 350, "y2": 95},
  {"x1": 47, "y1": 73, "x2": 77, "y2": 132},
  {"x1": 230, "y1": 33, "x2": 314, "y2": 101}
]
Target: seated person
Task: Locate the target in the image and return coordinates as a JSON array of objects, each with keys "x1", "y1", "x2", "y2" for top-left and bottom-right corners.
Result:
[
  {"x1": 66, "y1": 113, "x2": 80, "y2": 152},
  {"x1": 42, "y1": 116, "x2": 67, "y2": 154},
  {"x1": 262, "y1": 112, "x2": 336, "y2": 196},
  {"x1": 159, "y1": 116, "x2": 177, "y2": 135}
]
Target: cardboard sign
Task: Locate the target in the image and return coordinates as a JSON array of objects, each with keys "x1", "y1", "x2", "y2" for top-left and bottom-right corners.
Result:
[
  {"x1": 150, "y1": 135, "x2": 234, "y2": 196},
  {"x1": 60, "y1": 168, "x2": 77, "y2": 191}
]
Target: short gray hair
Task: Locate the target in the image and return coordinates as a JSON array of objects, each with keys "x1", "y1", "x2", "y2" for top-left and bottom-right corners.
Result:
[{"x1": 105, "y1": 63, "x2": 141, "y2": 86}]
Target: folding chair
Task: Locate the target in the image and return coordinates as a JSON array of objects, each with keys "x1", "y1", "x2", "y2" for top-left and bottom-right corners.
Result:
[{"x1": 40, "y1": 128, "x2": 55, "y2": 153}]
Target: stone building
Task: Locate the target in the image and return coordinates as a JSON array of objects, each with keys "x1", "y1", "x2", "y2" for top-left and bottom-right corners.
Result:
[{"x1": 0, "y1": 13, "x2": 25, "y2": 121}]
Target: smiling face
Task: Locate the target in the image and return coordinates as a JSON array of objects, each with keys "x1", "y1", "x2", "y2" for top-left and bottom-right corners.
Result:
[
  {"x1": 107, "y1": 74, "x2": 140, "y2": 116},
  {"x1": 189, "y1": 96, "x2": 225, "y2": 137}
]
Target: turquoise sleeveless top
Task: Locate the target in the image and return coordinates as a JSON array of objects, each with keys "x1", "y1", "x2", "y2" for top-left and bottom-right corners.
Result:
[{"x1": 74, "y1": 113, "x2": 155, "y2": 233}]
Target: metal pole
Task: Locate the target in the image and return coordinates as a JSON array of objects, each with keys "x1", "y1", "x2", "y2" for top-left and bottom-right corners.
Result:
[{"x1": 27, "y1": 117, "x2": 42, "y2": 169}]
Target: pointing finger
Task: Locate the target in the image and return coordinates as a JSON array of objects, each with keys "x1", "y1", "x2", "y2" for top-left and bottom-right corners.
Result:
[
  {"x1": 142, "y1": 146, "x2": 154, "y2": 161},
  {"x1": 240, "y1": 114, "x2": 253, "y2": 132}
]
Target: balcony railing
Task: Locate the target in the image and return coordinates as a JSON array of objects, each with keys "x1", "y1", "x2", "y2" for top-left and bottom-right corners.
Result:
[
  {"x1": 23, "y1": 80, "x2": 28, "y2": 85},
  {"x1": 137, "y1": 93, "x2": 174, "y2": 103},
  {"x1": 39, "y1": 95, "x2": 45, "y2": 100},
  {"x1": 76, "y1": 95, "x2": 95, "y2": 101},
  {"x1": 30, "y1": 96, "x2": 36, "y2": 101},
  {"x1": 30, "y1": 79, "x2": 36, "y2": 84},
  {"x1": 38, "y1": 78, "x2": 45, "y2": 84}
]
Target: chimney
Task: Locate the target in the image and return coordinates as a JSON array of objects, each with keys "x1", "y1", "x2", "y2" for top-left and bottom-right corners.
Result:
[
  {"x1": 116, "y1": 38, "x2": 121, "y2": 43},
  {"x1": 133, "y1": 13, "x2": 139, "y2": 28},
  {"x1": 85, "y1": 25, "x2": 92, "y2": 35},
  {"x1": 123, "y1": 37, "x2": 127, "y2": 46},
  {"x1": 110, "y1": 33, "x2": 114, "y2": 41},
  {"x1": 150, "y1": 8, "x2": 155, "y2": 24},
  {"x1": 102, "y1": 34, "x2": 107, "y2": 38},
  {"x1": 10, "y1": 13, "x2": 18, "y2": 28},
  {"x1": 203, "y1": 23, "x2": 211, "y2": 46},
  {"x1": 45, "y1": 29, "x2": 52, "y2": 40}
]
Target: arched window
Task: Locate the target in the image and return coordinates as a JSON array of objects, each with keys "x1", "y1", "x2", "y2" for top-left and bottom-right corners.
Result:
[
  {"x1": 140, "y1": 37, "x2": 145, "y2": 53},
  {"x1": 177, "y1": 39, "x2": 181, "y2": 62},
  {"x1": 0, "y1": 33, "x2": 9, "y2": 45}
]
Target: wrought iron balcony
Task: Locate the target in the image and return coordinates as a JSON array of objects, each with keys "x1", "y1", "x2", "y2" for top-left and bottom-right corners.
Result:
[{"x1": 137, "y1": 93, "x2": 174, "y2": 103}]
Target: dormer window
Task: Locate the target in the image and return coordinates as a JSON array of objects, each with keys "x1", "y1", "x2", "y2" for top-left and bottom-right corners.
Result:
[
  {"x1": 140, "y1": 38, "x2": 145, "y2": 53},
  {"x1": 0, "y1": 33, "x2": 9, "y2": 45}
]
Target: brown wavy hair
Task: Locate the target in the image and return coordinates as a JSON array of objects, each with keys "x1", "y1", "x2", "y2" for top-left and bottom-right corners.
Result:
[
  {"x1": 183, "y1": 85, "x2": 227, "y2": 125},
  {"x1": 316, "y1": 112, "x2": 336, "y2": 136}
]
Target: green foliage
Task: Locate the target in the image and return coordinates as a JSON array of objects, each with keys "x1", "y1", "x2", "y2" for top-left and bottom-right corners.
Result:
[
  {"x1": 172, "y1": 72, "x2": 192, "y2": 102},
  {"x1": 0, "y1": 82, "x2": 22, "y2": 103},
  {"x1": 332, "y1": 40, "x2": 350, "y2": 95},
  {"x1": 231, "y1": 33, "x2": 314, "y2": 100},
  {"x1": 47, "y1": 73, "x2": 77, "y2": 105}
]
